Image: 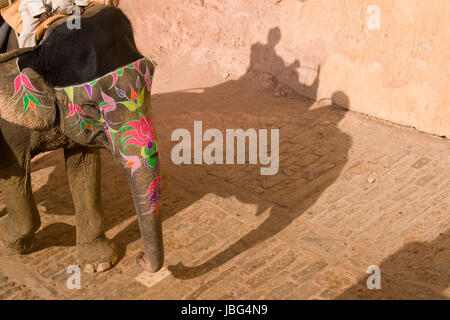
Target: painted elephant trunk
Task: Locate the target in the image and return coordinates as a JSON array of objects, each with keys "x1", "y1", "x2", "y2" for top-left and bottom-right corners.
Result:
[
  {"x1": 134, "y1": 203, "x2": 164, "y2": 272},
  {"x1": 105, "y1": 57, "x2": 163, "y2": 273},
  {"x1": 120, "y1": 161, "x2": 164, "y2": 273},
  {"x1": 112, "y1": 101, "x2": 163, "y2": 272}
]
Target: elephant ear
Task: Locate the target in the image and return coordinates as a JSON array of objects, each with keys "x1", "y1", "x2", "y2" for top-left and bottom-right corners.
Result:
[{"x1": 0, "y1": 59, "x2": 56, "y2": 131}]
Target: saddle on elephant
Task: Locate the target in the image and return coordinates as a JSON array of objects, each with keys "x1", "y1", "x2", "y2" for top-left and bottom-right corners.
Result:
[
  {"x1": 1, "y1": 0, "x2": 22, "y2": 33},
  {"x1": 1, "y1": 0, "x2": 104, "y2": 43}
]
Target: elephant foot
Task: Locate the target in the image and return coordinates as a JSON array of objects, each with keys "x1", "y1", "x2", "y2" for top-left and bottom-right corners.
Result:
[
  {"x1": 0, "y1": 219, "x2": 35, "y2": 255},
  {"x1": 76, "y1": 236, "x2": 119, "y2": 273},
  {"x1": 1, "y1": 234, "x2": 35, "y2": 255}
]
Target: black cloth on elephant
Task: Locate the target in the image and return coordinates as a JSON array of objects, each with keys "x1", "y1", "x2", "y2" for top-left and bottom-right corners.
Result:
[
  {"x1": 0, "y1": 16, "x2": 18, "y2": 54},
  {"x1": 17, "y1": 6, "x2": 143, "y2": 87}
]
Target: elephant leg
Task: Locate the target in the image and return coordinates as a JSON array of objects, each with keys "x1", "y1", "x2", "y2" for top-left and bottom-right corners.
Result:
[
  {"x1": 0, "y1": 137, "x2": 40, "y2": 254},
  {"x1": 64, "y1": 146, "x2": 118, "y2": 273}
]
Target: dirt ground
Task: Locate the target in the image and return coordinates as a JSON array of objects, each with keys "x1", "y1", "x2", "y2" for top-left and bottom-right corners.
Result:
[{"x1": 0, "y1": 66, "x2": 449, "y2": 299}]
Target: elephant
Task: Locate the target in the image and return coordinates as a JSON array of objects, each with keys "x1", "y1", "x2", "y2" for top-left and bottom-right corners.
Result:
[{"x1": 0, "y1": 5, "x2": 163, "y2": 273}]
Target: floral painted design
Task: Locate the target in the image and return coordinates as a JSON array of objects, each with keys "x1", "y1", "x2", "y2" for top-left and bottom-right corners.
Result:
[
  {"x1": 110, "y1": 69, "x2": 124, "y2": 89},
  {"x1": 82, "y1": 80, "x2": 97, "y2": 99},
  {"x1": 64, "y1": 87, "x2": 101, "y2": 132},
  {"x1": 146, "y1": 177, "x2": 162, "y2": 203},
  {"x1": 144, "y1": 177, "x2": 162, "y2": 214},
  {"x1": 56, "y1": 57, "x2": 161, "y2": 215},
  {"x1": 60, "y1": 58, "x2": 153, "y2": 133},
  {"x1": 119, "y1": 152, "x2": 142, "y2": 176},
  {"x1": 12, "y1": 72, "x2": 49, "y2": 115},
  {"x1": 120, "y1": 110, "x2": 158, "y2": 169},
  {"x1": 99, "y1": 90, "x2": 117, "y2": 124},
  {"x1": 110, "y1": 59, "x2": 153, "y2": 92},
  {"x1": 115, "y1": 81, "x2": 146, "y2": 112},
  {"x1": 144, "y1": 67, "x2": 153, "y2": 92}
]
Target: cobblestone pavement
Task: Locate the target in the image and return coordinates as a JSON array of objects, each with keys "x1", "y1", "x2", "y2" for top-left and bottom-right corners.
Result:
[{"x1": 0, "y1": 80, "x2": 449, "y2": 300}]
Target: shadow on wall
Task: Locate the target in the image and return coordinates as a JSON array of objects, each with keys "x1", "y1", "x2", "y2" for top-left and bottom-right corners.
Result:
[
  {"x1": 244, "y1": 27, "x2": 321, "y2": 100},
  {"x1": 20, "y1": 27, "x2": 352, "y2": 281},
  {"x1": 338, "y1": 229, "x2": 450, "y2": 300}
]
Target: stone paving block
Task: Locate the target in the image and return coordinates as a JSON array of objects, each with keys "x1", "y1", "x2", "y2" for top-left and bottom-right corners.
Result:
[
  {"x1": 239, "y1": 244, "x2": 285, "y2": 276},
  {"x1": 246, "y1": 251, "x2": 297, "y2": 289},
  {"x1": 186, "y1": 266, "x2": 238, "y2": 299},
  {"x1": 186, "y1": 234, "x2": 219, "y2": 253},
  {"x1": 264, "y1": 282, "x2": 297, "y2": 299},
  {"x1": 291, "y1": 261, "x2": 329, "y2": 284},
  {"x1": 287, "y1": 281, "x2": 322, "y2": 300}
]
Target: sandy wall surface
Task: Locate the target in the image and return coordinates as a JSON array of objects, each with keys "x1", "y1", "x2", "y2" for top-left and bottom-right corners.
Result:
[{"x1": 120, "y1": 0, "x2": 449, "y2": 137}]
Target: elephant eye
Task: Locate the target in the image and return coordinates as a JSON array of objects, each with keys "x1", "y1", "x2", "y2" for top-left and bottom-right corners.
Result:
[{"x1": 80, "y1": 103, "x2": 102, "y2": 120}]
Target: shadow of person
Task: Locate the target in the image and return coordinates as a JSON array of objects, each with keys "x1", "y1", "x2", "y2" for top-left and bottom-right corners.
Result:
[
  {"x1": 243, "y1": 27, "x2": 320, "y2": 101},
  {"x1": 246, "y1": 27, "x2": 287, "y2": 79},
  {"x1": 337, "y1": 229, "x2": 450, "y2": 299}
]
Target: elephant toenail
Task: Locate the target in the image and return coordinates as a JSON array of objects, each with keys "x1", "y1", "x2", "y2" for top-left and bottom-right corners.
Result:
[
  {"x1": 83, "y1": 264, "x2": 95, "y2": 273},
  {"x1": 96, "y1": 262, "x2": 112, "y2": 273}
]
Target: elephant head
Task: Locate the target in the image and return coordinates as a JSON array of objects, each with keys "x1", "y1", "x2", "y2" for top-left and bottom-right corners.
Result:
[{"x1": 0, "y1": 6, "x2": 163, "y2": 272}]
